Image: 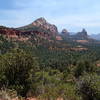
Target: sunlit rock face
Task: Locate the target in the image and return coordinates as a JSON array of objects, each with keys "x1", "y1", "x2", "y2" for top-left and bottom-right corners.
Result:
[{"x1": 32, "y1": 17, "x2": 58, "y2": 36}]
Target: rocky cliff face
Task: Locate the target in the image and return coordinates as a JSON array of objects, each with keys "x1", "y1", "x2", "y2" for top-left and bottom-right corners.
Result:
[
  {"x1": 76, "y1": 29, "x2": 88, "y2": 39},
  {"x1": 0, "y1": 26, "x2": 20, "y2": 38},
  {"x1": 0, "y1": 17, "x2": 59, "y2": 40},
  {"x1": 17, "y1": 17, "x2": 58, "y2": 38},
  {"x1": 77, "y1": 29, "x2": 88, "y2": 37},
  {"x1": 32, "y1": 17, "x2": 58, "y2": 36}
]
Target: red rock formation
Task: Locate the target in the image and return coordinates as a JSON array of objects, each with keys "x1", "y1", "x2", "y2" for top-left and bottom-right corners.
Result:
[
  {"x1": 0, "y1": 26, "x2": 21, "y2": 38},
  {"x1": 32, "y1": 17, "x2": 58, "y2": 36}
]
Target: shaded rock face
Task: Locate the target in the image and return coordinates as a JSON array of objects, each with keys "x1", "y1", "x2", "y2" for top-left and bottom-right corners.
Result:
[
  {"x1": 32, "y1": 17, "x2": 58, "y2": 36},
  {"x1": 76, "y1": 29, "x2": 88, "y2": 39},
  {"x1": 61, "y1": 29, "x2": 69, "y2": 35},
  {"x1": 77, "y1": 29, "x2": 88, "y2": 36}
]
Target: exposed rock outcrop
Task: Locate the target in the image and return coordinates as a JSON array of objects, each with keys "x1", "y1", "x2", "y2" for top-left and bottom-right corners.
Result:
[
  {"x1": 61, "y1": 29, "x2": 69, "y2": 35},
  {"x1": 76, "y1": 29, "x2": 88, "y2": 39},
  {"x1": 0, "y1": 26, "x2": 21, "y2": 38},
  {"x1": 18, "y1": 17, "x2": 58, "y2": 38},
  {"x1": 32, "y1": 17, "x2": 58, "y2": 36}
]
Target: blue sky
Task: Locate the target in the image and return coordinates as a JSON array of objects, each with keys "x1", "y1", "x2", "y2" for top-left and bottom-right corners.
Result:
[{"x1": 0, "y1": 0, "x2": 100, "y2": 34}]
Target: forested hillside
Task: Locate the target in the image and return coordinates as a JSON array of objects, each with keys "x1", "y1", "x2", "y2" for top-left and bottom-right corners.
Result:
[{"x1": 0, "y1": 18, "x2": 100, "y2": 100}]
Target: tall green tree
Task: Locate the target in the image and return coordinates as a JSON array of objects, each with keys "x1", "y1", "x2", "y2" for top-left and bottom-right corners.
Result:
[
  {"x1": 0, "y1": 49, "x2": 39, "y2": 96},
  {"x1": 77, "y1": 73, "x2": 100, "y2": 100},
  {"x1": 75, "y1": 60, "x2": 96, "y2": 78}
]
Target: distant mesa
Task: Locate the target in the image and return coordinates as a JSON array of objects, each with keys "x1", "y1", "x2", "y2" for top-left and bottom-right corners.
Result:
[
  {"x1": 0, "y1": 18, "x2": 98, "y2": 42},
  {"x1": 76, "y1": 28, "x2": 88, "y2": 39},
  {"x1": 77, "y1": 28, "x2": 88, "y2": 37},
  {"x1": 90, "y1": 33, "x2": 100, "y2": 40}
]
